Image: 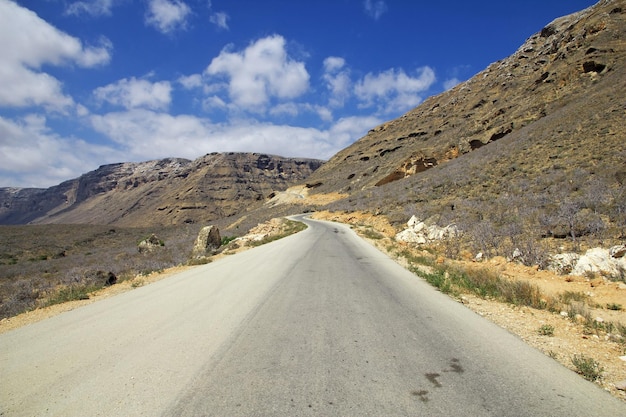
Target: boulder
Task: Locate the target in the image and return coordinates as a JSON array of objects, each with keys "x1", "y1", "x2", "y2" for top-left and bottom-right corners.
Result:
[
  {"x1": 395, "y1": 216, "x2": 458, "y2": 245},
  {"x1": 192, "y1": 225, "x2": 222, "y2": 258},
  {"x1": 138, "y1": 234, "x2": 163, "y2": 253},
  {"x1": 548, "y1": 253, "x2": 580, "y2": 274},
  {"x1": 571, "y1": 248, "x2": 626, "y2": 279},
  {"x1": 105, "y1": 272, "x2": 117, "y2": 286}
]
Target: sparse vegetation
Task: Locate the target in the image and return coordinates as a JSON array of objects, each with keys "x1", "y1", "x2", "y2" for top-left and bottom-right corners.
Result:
[
  {"x1": 0, "y1": 224, "x2": 201, "y2": 319},
  {"x1": 607, "y1": 303, "x2": 623, "y2": 311},
  {"x1": 360, "y1": 227, "x2": 385, "y2": 240},
  {"x1": 538, "y1": 324, "x2": 555, "y2": 336},
  {"x1": 43, "y1": 283, "x2": 101, "y2": 307},
  {"x1": 571, "y1": 354, "x2": 604, "y2": 381},
  {"x1": 407, "y1": 257, "x2": 556, "y2": 311}
]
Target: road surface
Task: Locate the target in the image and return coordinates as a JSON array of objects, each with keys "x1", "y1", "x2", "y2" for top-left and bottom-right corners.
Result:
[{"x1": 1, "y1": 215, "x2": 624, "y2": 416}]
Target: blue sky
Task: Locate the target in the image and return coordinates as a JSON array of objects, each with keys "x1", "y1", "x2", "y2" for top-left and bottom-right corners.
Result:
[{"x1": 1, "y1": 0, "x2": 596, "y2": 188}]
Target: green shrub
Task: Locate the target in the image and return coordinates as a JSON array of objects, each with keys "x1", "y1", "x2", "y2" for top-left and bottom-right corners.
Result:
[
  {"x1": 221, "y1": 236, "x2": 237, "y2": 246},
  {"x1": 538, "y1": 324, "x2": 555, "y2": 336},
  {"x1": 44, "y1": 283, "x2": 101, "y2": 307},
  {"x1": 571, "y1": 354, "x2": 604, "y2": 381}
]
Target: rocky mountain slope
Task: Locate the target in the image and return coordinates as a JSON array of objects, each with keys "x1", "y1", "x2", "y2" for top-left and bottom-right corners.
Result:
[
  {"x1": 299, "y1": 0, "x2": 626, "y2": 259},
  {"x1": 308, "y1": 0, "x2": 625, "y2": 196},
  {"x1": 0, "y1": 153, "x2": 322, "y2": 227}
]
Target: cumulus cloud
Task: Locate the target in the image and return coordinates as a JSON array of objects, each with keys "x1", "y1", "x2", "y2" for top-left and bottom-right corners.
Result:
[
  {"x1": 322, "y1": 56, "x2": 351, "y2": 108},
  {"x1": 94, "y1": 77, "x2": 172, "y2": 110},
  {"x1": 363, "y1": 0, "x2": 387, "y2": 20},
  {"x1": 177, "y1": 74, "x2": 203, "y2": 89},
  {"x1": 145, "y1": 0, "x2": 192, "y2": 34},
  {"x1": 354, "y1": 66, "x2": 436, "y2": 113},
  {"x1": 89, "y1": 108, "x2": 378, "y2": 162},
  {"x1": 0, "y1": 0, "x2": 111, "y2": 111},
  {"x1": 205, "y1": 35, "x2": 310, "y2": 111},
  {"x1": 65, "y1": 0, "x2": 115, "y2": 17},
  {"x1": 0, "y1": 114, "x2": 122, "y2": 188}
]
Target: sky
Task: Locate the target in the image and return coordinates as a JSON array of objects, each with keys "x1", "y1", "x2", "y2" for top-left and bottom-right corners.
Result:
[{"x1": 0, "y1": 0, "x2": 597, "y2": 188}]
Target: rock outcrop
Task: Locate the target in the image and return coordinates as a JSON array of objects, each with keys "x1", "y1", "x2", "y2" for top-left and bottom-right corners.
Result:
[
  {"x1": 192, "y1": 226, "x2": 222, "y2": 258},
  {"x1": 138, "y1": 234, "x2": 164, "y2": 253},
  {"x1": 395, "y1": 215, "x2": 458, "y2": 244},
  {"x1": 550, "y1": 245, "x2": 626, "y2": 279}
]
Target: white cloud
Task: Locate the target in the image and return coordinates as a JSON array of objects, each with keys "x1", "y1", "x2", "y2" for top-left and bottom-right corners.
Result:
[
  {"x1": 205, "y1": 35, "x2": 310, "y2": 111},
  {"x1": 0, "y1": 0, "x2": 111, "y2": 111},
  {"x1": 354, "y1": 66, "x2": 436, "y2": 113},
  {"x1": 0, "y1": 114, "x2": 122, "y2": 188},
  {"x1": 323, "y1": 56, "x2": 351, "y2": 108},
  {"x1": 202, "y1": 95, "x2": 227, "y2": 111},
  {"x1": 145, "y1": 0, "x2": 192, "y2": 34},
  {"x1": 326, "y1": 115, "x2": 382, "y2": 152},
  {"x1": 94, "y1": 77, "x2": 172, "y2": 110},
  {"x1": 66, "y1": 0, "x2": 115, "y2": 17},
  {"x1": 323, "y1": 57, "x2": 346, "y2": 73},
  {"x1": 363, "y1": 0, "x2": 387, "y2": 20},
  {"x1": 269, "y1": 103, "x2": 299, "y2": 118},
  {"x1": 89, "y1": 108, "x2": 378, "y2": 163},
  {"x1": 177, "y1": 74, "x2": 203, "y2": 89},
  {"x1": 443, "y1": 77, "x2": 461, "y2": 90},
  {"x1": 210, "y1": 11, "x2": 229, "y2": 29}
]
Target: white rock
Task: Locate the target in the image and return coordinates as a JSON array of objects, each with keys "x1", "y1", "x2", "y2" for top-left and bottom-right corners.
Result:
[
  {"x1": 610, "y1": 245, "x2": 626, "y2": 258},
  {"x1": 571, "y1": 247, "x2": 626, "y2": 279}
]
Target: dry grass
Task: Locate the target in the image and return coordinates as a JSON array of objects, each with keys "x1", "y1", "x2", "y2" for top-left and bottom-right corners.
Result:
[{"x1": 0, "y1": 223, "x2": 201, "y2": 319}]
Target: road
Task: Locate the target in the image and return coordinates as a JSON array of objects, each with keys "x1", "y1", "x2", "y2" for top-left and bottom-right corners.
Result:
[{"x1": 1, "y1": 215, "x2": 625, "y2": 416}]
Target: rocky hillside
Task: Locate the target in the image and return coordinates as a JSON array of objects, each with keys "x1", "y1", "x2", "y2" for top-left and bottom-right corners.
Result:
[
  {"x1": 307, "y1": 0, "x2": 624, "y2": 195},
  {"x1": 301, "y1": 0, "x2": 625, "y2": 256},
  {"x1": 0, "y1": 153, "x2": 322, "y2": 227}
]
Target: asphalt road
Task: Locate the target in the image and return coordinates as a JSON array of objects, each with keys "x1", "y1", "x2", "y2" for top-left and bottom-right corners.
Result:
[{"x1": 1, "y1": 215, "x2": 625, "y2": 416}]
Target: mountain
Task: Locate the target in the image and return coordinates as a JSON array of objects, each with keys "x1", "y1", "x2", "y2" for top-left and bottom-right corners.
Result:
[
  {"x1": 0, "y1": 153, "x2": 323, "y2": 226},
  {"x1": 307, "y1": 0, "x2": 625, "y2": 195},
  {"x1": 299, "y1": 0, "x2": 626, "y2": 259}
]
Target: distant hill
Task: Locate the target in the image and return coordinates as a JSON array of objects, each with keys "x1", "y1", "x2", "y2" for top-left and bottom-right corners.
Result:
[{"x1": 0, "y1": 153, "x2": 322, "y2": 226}]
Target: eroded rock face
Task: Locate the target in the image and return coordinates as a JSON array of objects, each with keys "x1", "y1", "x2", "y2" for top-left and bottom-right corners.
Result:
[{"x1": 192, "y1": 226, "x2": 222, "y2": 258}]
